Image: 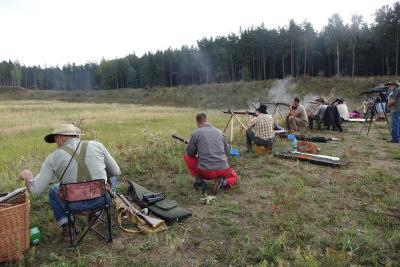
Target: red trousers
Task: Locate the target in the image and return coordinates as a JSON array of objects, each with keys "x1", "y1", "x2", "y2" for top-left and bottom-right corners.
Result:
[{"x1": 184, "y1": 154, "x2": 238, "y2": 187}]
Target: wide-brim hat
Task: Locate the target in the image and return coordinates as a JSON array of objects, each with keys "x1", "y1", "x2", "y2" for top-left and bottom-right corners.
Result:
[
  {"x1": 384, "y1": 81, "x2": 400, "y2": 88},
  {"x1": 314, "y1": 97, "x2": 326, "y2": 104},
  {"x1": 44, "y1": 124, "x2": 83, "y2": 143},
  {"x1": 256, "y1": 104, "x2": 268, "y2": 114}
]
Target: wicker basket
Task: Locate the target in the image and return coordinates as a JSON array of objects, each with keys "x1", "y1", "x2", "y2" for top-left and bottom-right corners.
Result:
[{"x1": 0, "y1": 192, "x2": 30, "y2": 262}]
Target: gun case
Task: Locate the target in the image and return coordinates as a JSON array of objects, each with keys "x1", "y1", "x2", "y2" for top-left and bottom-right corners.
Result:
[{"x1": 127, "y1": 181, "x2": 191, "y2": 224}]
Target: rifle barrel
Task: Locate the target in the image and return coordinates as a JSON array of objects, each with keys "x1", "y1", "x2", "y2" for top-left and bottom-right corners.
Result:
[
  {"x1": 222, "y1": 110, "x2": 257, "y2": 116},
  {"x1": 0, "y1": 187, "x2": 26, "y2": 204},
  {"x1": 172, "y1": 134, "x2": 188, "y2": 144},
  {"x1": 116, "y1": 192, "x2": 165, "y2": 228}
]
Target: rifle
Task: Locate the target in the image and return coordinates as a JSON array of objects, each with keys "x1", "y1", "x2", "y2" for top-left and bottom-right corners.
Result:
[
  {"x1": 0, "y1": 187, "x2": 26, "y2": 204},
  {"x1": 278, "y1": 133, "x2": 339, "y2": 143},
  {"x1": 359, "y1": 87, "x2": 388, "y2": 96},
  {"x1": 115, "y1": 191, "x2": 165, "y2": 228},
  {"x1": 172, "y1": 134, "x2": 188, "y2": 144},
  {"x1": 222, "y1": 110, "x2": 257, "y2": 116},
  {"x1": 273, "y1": 151, "x2": 343, "y2": 167},
  {"x1": 259, "y1": 102, "x2": 290, "y2": 107}
]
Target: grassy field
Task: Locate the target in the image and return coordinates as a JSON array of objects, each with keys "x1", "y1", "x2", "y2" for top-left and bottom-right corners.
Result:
[
  {"x1": 1, "y1": 98, "x2": 399, "y2": 266},
  {"x1": 0, "y1": 76, "x2": 390, "y2": 109}
]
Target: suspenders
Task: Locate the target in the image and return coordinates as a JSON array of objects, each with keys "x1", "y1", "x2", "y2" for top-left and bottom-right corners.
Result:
[{"x1": 61, "y1": 141, "x2": 91, "y2": 182}]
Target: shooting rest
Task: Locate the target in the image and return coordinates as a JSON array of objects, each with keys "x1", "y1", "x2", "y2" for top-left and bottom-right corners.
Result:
[
  {"x1": 222, "y1": 110, "x2": 249, "y2": 143},
  {"x1": 260, "y1": 102, "x2": 289, "y2": 122}
]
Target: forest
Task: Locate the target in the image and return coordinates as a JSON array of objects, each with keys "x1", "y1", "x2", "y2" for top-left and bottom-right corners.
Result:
[{"x1": 0, "y1": 2, "x2": 399, "y2": 90}]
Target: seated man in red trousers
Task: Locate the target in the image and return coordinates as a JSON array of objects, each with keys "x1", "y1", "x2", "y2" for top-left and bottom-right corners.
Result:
[{"x1": 184, "y1": 112, "x2": 238, "y2": 194}]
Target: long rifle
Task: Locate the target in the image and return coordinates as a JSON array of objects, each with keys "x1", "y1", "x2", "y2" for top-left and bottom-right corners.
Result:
[
  {"x1": 278, "y1": 132, "x2": 339, "y2": 143},
  {"x1": 0, "y1": 187, "x2": 26, "y2": 204},
  {"x1": 115, "y1": 191, "x2": 165, "y2": 228},
  {"x1": 222, "y1": 110, "x2": 258, "y2": 116},
  {"x1": 273, "y1": 151, "x2": 343, "y2": 167},
  {"x1": 172, "y1": 134, "x2": 188, "y2": 144},
  {"x1": 259, "y1": 102, "x2": 290, "y2": 107}
]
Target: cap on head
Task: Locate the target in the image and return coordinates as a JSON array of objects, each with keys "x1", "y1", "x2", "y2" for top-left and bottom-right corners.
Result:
[
  {"x1": 256, "y1": 104, "x2": 268, "y2": 114},
  {"x1": 44, "y1": 124, "x2": 83, "y2": 143}
]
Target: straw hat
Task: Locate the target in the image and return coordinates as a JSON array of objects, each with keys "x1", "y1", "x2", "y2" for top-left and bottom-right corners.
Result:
[
  {"x1": 384, "y1": 81, "x2": 400, "y2": 88},
  {"x1": 44, "y1": 124, "x2": 83, "y2": 143}
]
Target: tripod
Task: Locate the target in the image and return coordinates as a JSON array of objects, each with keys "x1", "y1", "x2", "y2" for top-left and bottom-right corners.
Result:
[
  {"x1": 260, "y1": 102, "x2": 289, "y2": 122},
  {"x1": 359, "y1": 97, "x2": 391, "y2": 136},
  {"x1": 222, "y1": 110, "x2": 248, "y2": 143}
]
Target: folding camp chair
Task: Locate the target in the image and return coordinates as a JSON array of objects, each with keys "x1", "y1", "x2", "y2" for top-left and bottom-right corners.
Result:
[{"x1": 60, "y1": 179, "x2": 112, "y2": 248}]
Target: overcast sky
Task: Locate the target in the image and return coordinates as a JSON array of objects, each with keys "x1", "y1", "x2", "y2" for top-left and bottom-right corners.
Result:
[{"x1": 0, "y1": 0, "x2": 395, "y2": 67}]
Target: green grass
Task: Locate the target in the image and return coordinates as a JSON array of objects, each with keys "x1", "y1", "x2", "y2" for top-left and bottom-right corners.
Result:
[{"x1": 1, "y1": 92, "x2": 399, "y2": 266}]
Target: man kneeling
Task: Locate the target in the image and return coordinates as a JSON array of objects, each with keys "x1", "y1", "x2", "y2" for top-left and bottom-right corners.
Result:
[
  {"x1": 184, "y1": 112, "x2": 238, "y2": 195},
  {"x1": 246, "y1": 104, "x2": 275, "y2": 152}
]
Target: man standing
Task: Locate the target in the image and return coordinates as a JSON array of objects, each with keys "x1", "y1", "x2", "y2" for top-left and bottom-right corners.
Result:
[
  {"x1": 387, "y1": 82, "x2": 400, "y2": 143},
  {"x1": 20, "y1": 124, "x2": 121, "y2": 236},
  {"x1": 184, "y1": 112, "x2": 238, "y2": 194},
  {"x1": 246, "y1": 104, "x2": 275, "y2": 151},
  {"x1": 286, "y1": 97, "x2": 308, "y2": 132}
]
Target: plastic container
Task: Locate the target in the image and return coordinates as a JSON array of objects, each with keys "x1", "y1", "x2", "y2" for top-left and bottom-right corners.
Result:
[
  {"x1": 230, "y1": 148, "x2": 240, "y2": 157},
  {"x1": 30, "y1": 227, "x2": 41, "y2": 245},
  {"x1": 287, "y1": 134, "x2": 297, "y2": 152},
  {"x1": 291, "y1": 137, "x2": 298, "y2": 152}
]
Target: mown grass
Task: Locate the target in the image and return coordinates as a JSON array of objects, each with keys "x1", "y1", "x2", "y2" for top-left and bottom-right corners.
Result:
[{"x1": 1, "y1": 97, "x2": 399, "y2": 266}]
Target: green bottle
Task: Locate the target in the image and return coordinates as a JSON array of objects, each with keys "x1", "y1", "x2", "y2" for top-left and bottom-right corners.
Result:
[{"x1": 30, "y1": 226, "x2": 41, "y2": 245}]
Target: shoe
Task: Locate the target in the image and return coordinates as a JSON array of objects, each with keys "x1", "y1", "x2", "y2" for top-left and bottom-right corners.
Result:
[
  {"x1": 211, "y1": 177, "x2": 225, "y2": 195},
  {"x1": 61, "y1": 224, "x2": 70, "y2": 238},
  {"x1": 193, "y1": 181, "x2": 207, "y2": 191},
  {"x1": 387, "y1": 140, "x2": 399, "y2": 143}
]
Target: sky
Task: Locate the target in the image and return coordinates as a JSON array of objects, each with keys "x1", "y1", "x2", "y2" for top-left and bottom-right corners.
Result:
[{"x1": 0, "y1": 0, "x2": 396, "y2": 67}]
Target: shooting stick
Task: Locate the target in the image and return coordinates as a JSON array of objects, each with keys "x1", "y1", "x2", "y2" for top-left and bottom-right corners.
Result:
[
  {"x1": 260, "y1": 102, "x2": 288, "y2": 122},
  {"x1": 223, "y1": 110, "x2": 249, "y2": 143}
]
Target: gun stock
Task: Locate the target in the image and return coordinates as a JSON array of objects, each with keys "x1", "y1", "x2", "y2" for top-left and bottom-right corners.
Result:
[
  {"x1": 0, "y1": 187, "x2": 26, "y2": 204},
  {"x1": 116, "y1": 192, "x2": 165, "y2": 228},
  {"x1": 172, "y1": 134, "x2": 188, "y2": 144}
]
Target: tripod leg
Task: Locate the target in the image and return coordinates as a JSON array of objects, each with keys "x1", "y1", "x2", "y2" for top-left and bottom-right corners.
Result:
[
  {"x1": 366, "y1": 106, "x2": 376, "y2": 136},
  {"x1": 223, "y1": 115, "x2": 233, "y2": 133},
  {"x1": 359, "y1": 115, "x2": 368, "y2": 136},
  {"x1": 381, "y1": 102, "x2": 391, "y2": 133},
  {"x1": 359, "y1": 105, "x2": 372, "y2": 136},
  {"x1": 230, "y1": 117, "x2": 234, "y2": 143},
  {"x1": 278, "y1": 107, "x2": 286, "y2": 122}
]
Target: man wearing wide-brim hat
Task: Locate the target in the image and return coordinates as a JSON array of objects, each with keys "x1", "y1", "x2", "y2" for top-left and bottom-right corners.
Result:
[
  {"x1": 246, "y1": 104, "x2": 275, "y2": 152},
  {"x1": 386, "y1": 81, "x2": 400, "y2": 143},
  {"x1": 19, "y1": 124, "x2": 121, "y2": 236}
]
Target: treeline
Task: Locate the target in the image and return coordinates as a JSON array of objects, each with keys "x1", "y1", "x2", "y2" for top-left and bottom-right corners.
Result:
[{"x1": 1, "y1": 2, "x2": 400, "y2": 90}]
